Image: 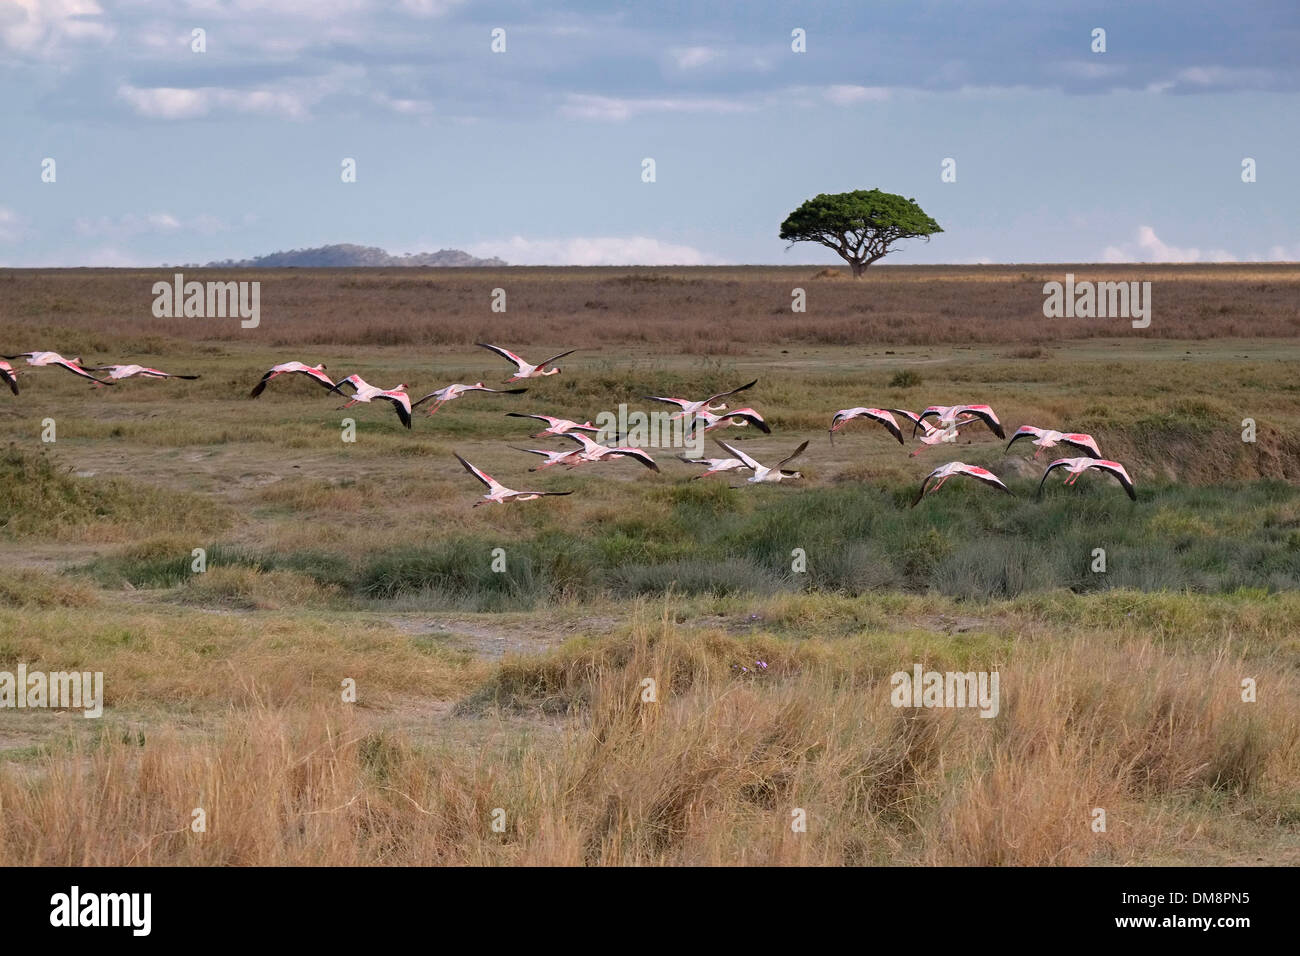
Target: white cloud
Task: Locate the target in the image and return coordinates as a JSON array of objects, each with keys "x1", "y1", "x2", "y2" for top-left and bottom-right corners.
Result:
[
  {"x1": 1059, "y1": 61, "x2": 1126, "y2": 79},
  {"x1": 670, "y1": 45, "x2": 720, "y2": 69},
  {"x1": 1146, "y1": 66, "x2": 1282, "y2": 94},
  {"x1": 396, "y1": 0, "x2": 464, "y2": 16},
  {"x1": 118, "y1": 84, "x2": 309, "y2": 120},
  {"x1": 0, "y1": 0, "x2": 113, "y2": 57},
  {"x1": 373, "y1": 92, "x2": 434, "y2": 115},
  {"x1": 0, "y1": 206, "x2": 27, "y2": 243},
  {"x1": 468, "y1": 236, "x2": 721, "y2": 266},
  {"x1": 822, "y1": 85, "x2": 890, "y2": 105},
  {"x1": 560, "y1": 93, "x2": 751, "y2": 121},
  {"x1": 1102, "y1": 226, "x2": 1237, "y2": 263},
  {"x1": 1267, "y1": 244, "x2": 1300, "y2": 261},
  {"x1": 74, "y1": 212, "x2": 228, "y2": 239}
]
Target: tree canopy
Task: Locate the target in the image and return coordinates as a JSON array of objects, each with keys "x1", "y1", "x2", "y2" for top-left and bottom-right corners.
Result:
[{"x1": 780, "y1": 189, "x2": 942, "y2": 276}]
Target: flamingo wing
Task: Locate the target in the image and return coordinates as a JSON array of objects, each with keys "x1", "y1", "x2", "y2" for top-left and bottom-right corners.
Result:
[
  {"x1": 610, "y1": 447, "x2": 660, "y2": 472},
  {"x1": 325, "y1": 375, "x2": 361, "y2": 397},
  {"x1": 476, "y1": 342, "x2": 528, "y2": 370},
  {"x1": 913, "y1": 407, "x2": 944, "y2": 437},
  {"x1": 703, "y1": 379, "x2": 758, "y2": 405},
  {"x1": 642, "y1": 394, "x2": 692, "y2": 409},
  {"x1": 910, "y1": 469, "x2": 943, "y2": 507},
  {"x1": 724, "y1": 408, "x2": 771, "y2": 433},
  {"x1": 506, "y1": 412, "x2": 559, "y2": 425},
  {"x1": 776, "y1": 439, "x2": 810, "y2": 469},
  {"x1": 536, "y1": 348, "x2": 577, "y2": 370},
  {"x1": 249, "y1": 369, "x2": 277, "y2": 397},
  {"x1": 302, "y1": 368, "x2": 336, "y2": 389},
  {"x1": 53, "y1": 358, "x2": 114, "y2": 385},
  {"x1": 1061, "y1": 433, "x2": 1103, "y2": 458},
  {"x1": 954, "y1": 463, "x2": 1012, "y2": 494},
  {"x1": 379, "y1": 393, "x2": 413, "y2": 429},
  {"x1": 856, "y1": 408, "x2": 904, "y2": 443},
  {"x1": 560, "y1": 432, "x2": 603, "y2": 453},
  {"x1": 713, "y1": 438, "x2": 761, "y2": 472},
  {"x1": 455, "y1": 453, "x2": 501, "y2": 491},
  {"x1": 953, "y1": 405, "x2": 1005, "y2": 439},
  {"x1": 1006, "y1": 425, "x2": 1047, "y2": 452},
  {"x1": 0, "y1": 366, "x2": 17, "y2": 395},
  {"x1": 1092, "y1": 460, "x2": 1137, "y2": 500},
  {"x1": 1036, "y1": 458, "x2": 1075, "y2": 497}
]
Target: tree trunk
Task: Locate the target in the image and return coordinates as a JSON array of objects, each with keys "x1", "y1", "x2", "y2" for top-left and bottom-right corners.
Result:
[{"x1": 850, "y1": 260, "x2": 866, "y2": 278}]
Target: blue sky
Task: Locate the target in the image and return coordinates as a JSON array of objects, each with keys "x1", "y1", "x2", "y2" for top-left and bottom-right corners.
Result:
[{"x1": 2, "y1": 0, "x2": 1297, "y2": 266}]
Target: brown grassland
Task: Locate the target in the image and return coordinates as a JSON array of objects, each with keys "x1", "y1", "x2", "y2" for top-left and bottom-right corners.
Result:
[{"x1": 0, "y1": 264, "x2": 1297, "y2": 865}]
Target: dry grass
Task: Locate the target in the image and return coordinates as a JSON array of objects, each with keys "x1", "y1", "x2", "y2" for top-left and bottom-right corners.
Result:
[
  {"x1": 0, "y1": 601, "x2": 1294, "y2": 865},
  {"x1": 2, "y1": 264, "x2": 1298, "y2": 352}
]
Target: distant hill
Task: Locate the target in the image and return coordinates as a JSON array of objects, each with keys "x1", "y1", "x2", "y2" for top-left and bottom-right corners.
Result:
[{"x1": 199, "y1": 243, "x2": 506, "y2": 268}]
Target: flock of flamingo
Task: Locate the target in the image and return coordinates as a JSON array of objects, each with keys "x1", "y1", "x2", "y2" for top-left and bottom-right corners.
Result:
[{"x1": 1, "y1": 344, "x2": 1138, "y2": 508}]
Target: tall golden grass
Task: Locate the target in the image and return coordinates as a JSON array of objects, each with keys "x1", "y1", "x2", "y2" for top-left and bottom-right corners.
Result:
[{"x1": 1, "y1": 605, "x2": 1294, "y2": 865}]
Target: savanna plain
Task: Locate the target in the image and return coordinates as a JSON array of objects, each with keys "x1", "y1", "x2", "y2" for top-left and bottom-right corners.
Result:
[{"x1": 0, "y1": 264, "x2": 1297, "y2": 865}]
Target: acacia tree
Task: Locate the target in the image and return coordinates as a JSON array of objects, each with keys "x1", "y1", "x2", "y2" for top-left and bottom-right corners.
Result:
[{"x1": 780, "y1": 189, "x2": 942, "y2": 277}]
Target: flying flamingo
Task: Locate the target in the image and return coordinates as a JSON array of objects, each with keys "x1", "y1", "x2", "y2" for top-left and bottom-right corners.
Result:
[
  {"x1": 908, "y1": 416, "x2": 989, "y2": 457},
  {"x1": 476, "y1": 343, "x2": 576, "y2": 382},
  {"x1": 0, "y1": 361, "x2": 18, "y2": 395},
  {"x1": 511, "y1": 446, "x2": 587, "y2": 471},
  {"x1": 455, "y1": 453, "x2": 573, "y2": 506},
  {"x1": 327, "y1": 375, "x2": 414, "y2": 429},
  {"x1": 712, "y1": 438, "x2": 809, "y2": 484},
  {"x1": 560, "y1": 433, "x2": 660, "y2": 471},
  {"x1": 409, "y1": 382, "x2": 527, "y2": 416},
  {"x1": 89, "y1": 364, "x2": 201, "y2": 384},
  {"x1": 643, "y1": 379, "x2": 758, "y2": 421},
  {"x1": 678, "y1": 455, "x2": 752, "y2": 479},
  {"x1": 1006, "y1": 426, "x2": 1102, "y2": 459},
  {"x1": 828, "y1": 407, "x2": 904, "y2": 444},
  {"x1": 911, "y1": 462, "x2": 1012, "y2": 506},
  {"x1": 3, "y1": 351, "x2": 114, "y2": 385},
  {"x1": 505, "y1": 412, "x2": 602, "y2": 438},
  {"x1": 1036, "y1": 458, "x2": 1136, "y2": 500},
  {"x1": 249, "y1": 362, "x2": 335, "y2": 397},
  {"x1": 914, "y1": 404, "x2": 1005, "y2": 439},
  {"x1": 692, "y1": 407, "x2": 771, "y2": 433}
]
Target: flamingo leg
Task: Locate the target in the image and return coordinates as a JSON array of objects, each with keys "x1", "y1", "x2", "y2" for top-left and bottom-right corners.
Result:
[{"x1": 426, "y1": 401, "x2": 444, "y2": 417}]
